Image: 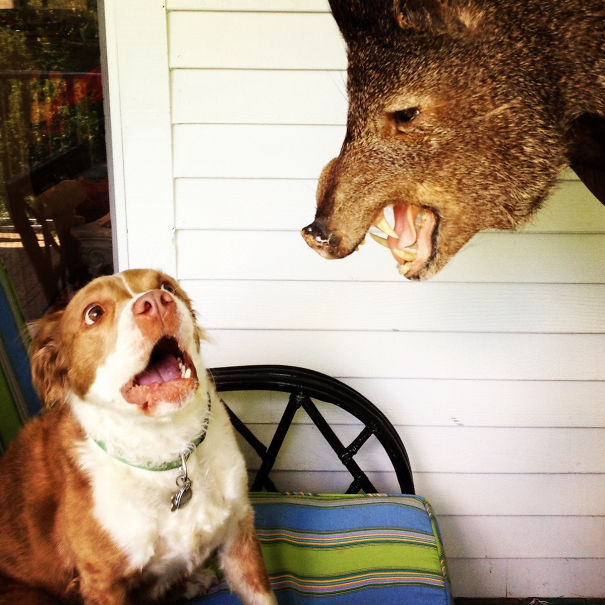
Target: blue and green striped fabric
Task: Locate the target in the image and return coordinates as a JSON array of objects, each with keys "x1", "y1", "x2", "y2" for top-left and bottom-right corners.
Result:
[
  {"x1": 187, "y1": 493, "x2": 452, "y2": 604},
  {"x1": 0, "y1": 261, "x2": 42, "y2": 452}
]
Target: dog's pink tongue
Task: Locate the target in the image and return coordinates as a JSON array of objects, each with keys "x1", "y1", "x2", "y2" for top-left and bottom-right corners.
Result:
[{"x1": 136, "y1": 355, "x2": 181, "y2": 386}]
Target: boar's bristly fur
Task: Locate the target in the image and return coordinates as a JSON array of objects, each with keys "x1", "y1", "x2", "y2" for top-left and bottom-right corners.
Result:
[{"x1": 301, "y1": 0, "x2": 605, "y2": 280}]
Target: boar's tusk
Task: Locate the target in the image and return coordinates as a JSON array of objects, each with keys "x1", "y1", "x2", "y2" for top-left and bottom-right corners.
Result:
[
  {"x1": 373, "y1": 210, "x2": 399, "y2": 239},
  {"x1": 392, "y1": 247, "x2": 417, "y2": 262},
  {"x1": 370, "y1": 232, "x2": 390, "y2": 247},
  {"x1": 371, "y1": 231, "x2": 417, "y2": 261}
]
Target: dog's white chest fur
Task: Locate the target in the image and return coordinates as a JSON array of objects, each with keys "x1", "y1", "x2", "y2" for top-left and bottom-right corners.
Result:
[{"x1": 78, "y1": 399, "x2": 249, "y2": 579}]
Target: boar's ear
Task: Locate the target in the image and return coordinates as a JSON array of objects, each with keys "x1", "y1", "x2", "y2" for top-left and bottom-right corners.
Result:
[
  {"x1": 328, "y1": 0, "x2": 400, "y2": 39},
  {"x1": 329, "y1": 0, "x2": 483, "y2": 41},
  {"x1": 394, "y1": 0, "x2": 484, "y2": 35},
  {"x1": 30, "y1": 311, "x2": 69, "y2": 408}
]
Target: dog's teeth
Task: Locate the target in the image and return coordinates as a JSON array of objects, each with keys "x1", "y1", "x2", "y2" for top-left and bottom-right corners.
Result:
[{"x1": 178, "y1": 360, "x2": 190, "y2": 379}]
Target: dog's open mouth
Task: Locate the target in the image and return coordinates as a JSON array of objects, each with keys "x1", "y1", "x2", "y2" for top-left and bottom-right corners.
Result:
[
  {"x1": 120, "y1": 336, "x2": 199, "y2": 410},
  {"x1": 369, "y1": 203, "x2": 438, "y2": 278}
]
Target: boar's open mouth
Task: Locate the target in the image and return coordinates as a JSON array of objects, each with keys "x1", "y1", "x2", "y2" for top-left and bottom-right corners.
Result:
[
  {"x1": 120, "y1": 336, "x2": 199, "y2": 410},
  {"x1": 370, "y1": 203, "x2": 438, "y2": 278}
]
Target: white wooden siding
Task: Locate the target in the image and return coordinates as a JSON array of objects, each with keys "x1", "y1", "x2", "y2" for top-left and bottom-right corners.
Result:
[
  {"x1": 104, "y1": 0, "x2": 605, "y2": 597},
  {"x1": 169, "y1": 12, "x2": 345, "y2": 69}
]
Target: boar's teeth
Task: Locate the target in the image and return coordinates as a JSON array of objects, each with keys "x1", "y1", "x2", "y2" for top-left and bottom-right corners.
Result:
[
  {"x1": 184, "y1": 368, "x2": 191, "y2": 379},
  {"x1": 392, "y1": 247, "x2": 417, "y2": 262},
  {"x1": 416, "y1": 209, "x2": 427, "y2": 229},
  {"x1": 370, "y1": 232, "x2": 390, "y2": 248},
  {"x1": 373, "y1": 210, "x2": 399, "y2": 239},
  {"x1": 398, "y1": 263, "x2": 411, "y2": 276}
]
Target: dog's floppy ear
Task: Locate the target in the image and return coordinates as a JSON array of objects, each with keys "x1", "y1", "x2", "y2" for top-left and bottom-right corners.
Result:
[{"x1": 30, "y1": 311, "x2": 69, "y2": 408}]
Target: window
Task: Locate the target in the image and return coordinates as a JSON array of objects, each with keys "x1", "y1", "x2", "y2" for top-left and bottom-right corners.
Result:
[{"x1": 0, "y1": 0, "x2": 111, "y2": 320}]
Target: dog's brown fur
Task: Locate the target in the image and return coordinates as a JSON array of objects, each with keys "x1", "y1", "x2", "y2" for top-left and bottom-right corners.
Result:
[
  {"x1": 0, "y1": 270, "x2": 275, "y2": 605},
  {"x1": 302, "y1": 0, "x2": 605, "y2": 279},
  {"x1": 220, "y1": 511, "x2": 273, "y2": 598},
  {"x1": 0, "y1": 406, "x2": 130, "y2": 604}
]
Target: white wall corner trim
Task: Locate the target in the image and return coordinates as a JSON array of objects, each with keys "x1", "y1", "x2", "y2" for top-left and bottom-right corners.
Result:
[{"x1": 100, "y1": 0, "x2": 176, "y2": 275}]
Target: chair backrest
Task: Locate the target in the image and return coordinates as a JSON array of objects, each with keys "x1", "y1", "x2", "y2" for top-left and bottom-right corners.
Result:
[
  {"x1": 209, "y1": 364, "x2": 414, "y2": 494},
  {"x1": 191, "y1": 367, "x2": 454, "y2": 605},
  {"x1": 0, "y1": 261, "x2": 42, "y2": 451}
]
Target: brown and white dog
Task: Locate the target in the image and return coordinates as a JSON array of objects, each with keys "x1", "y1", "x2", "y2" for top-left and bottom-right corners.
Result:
[{"x1": 0, "y1": 269, "x2": 276, "y2": 605}]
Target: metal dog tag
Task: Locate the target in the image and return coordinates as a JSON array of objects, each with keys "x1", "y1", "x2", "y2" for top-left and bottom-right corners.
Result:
[
  {"x1": 170, "y1": 454, "x2": 193, "y2": 512},
  {"x1": 171, "y1": 476, "x2": 192, "y2": 511}
]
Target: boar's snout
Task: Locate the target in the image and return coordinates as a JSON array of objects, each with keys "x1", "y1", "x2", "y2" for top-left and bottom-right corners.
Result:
[{"x1": 301, "y1": 220, "x2": 347, "y2": 259}]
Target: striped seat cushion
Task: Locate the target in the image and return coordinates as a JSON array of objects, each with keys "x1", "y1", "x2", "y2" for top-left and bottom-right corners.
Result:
[
  {"x1": 0, "y1": 261, "x2": 42, "y2": 452},
  {"x1": 188, "y1": 493, "x2": 452, "y2": 604}
]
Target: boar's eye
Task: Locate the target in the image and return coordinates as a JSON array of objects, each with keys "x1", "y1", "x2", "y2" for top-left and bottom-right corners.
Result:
[{"x1": 393, "y1": 108, "x2": 420, "y2": 131}]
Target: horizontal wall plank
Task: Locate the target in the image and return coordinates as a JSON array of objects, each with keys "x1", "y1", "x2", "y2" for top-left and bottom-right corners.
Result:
[
  {"x1": 169, "y1": 12, "x2": 345, "y2": 69},
  {"x1": 202, "y1": 330, "x2": 604, "y2": 381},
  {"x1": 174, "y1": 178, "x2": 314, "y2": 229},
  {"x1": 447, "y1": 558, "x2": 605, "y2": 598},
  {"x1": 234, "y1": 424, "x2": 605, "y2": 473},
  {"x1": 167, "y1": 0, "x2": 330, "y2": 11},
  {"x1": 187, "y1": 280, "x2": 605, "y2": 333},
  {"x1": 417, "y1": 473, "x2": 605, "y2": 517},
  {"x1": 217, "y1": 379, "x2": 605, "y2": 428},
  {"x1": 173, "y1": 125, "x2": 343, "y2": 178},
  {"x1": 172, "y1": 70, "x2": 347, "y2": 125},
  {"x1": 177, "y1": 230, "x2": 605, "y2": 283},
  {"x1": 440, "y1": 232, "x2": 605, "y2": 282},
  {"x1": 401, "y1": 425, "x2": 605, "y2": 474},
  {"x1": 560, "y1": 167, "x2": 580, "y2": 180},
  {"x1": 440, "y1": 516, "x2": 605, "y2": 559},
  {"x1": 259, "y1": 471, "x2": 605, "y2": 516},
  {"x1": 521, "y1": 181, "x2": 605, "y2": 232},
  {"x1": 174, "y1": 178, "x2": 605, "y2": 232}
]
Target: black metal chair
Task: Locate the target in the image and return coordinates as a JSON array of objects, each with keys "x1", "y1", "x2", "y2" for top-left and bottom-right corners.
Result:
[
  {"x1": 195, "y1": 367, "x2": 456, "y2": 604},
  {"x1": 209, "y1": 364, "x2": 415, "y2": 495}
]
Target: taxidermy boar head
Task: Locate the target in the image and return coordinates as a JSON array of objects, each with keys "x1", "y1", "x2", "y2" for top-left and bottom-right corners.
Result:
[{"x1": 301, "y1": 0, "x2": 605, "y2": 279}]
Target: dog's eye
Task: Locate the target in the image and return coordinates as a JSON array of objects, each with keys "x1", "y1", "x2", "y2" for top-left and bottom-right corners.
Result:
[
  {"x1": 84, "y1": 304, "x2": 105, "y2": 326},
  {"x1": 160, "y1": 281, "x2": 176, "y2": 294},
  {"x1": 393, "y1": 108, "x2": 420, "y2": 131}
]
